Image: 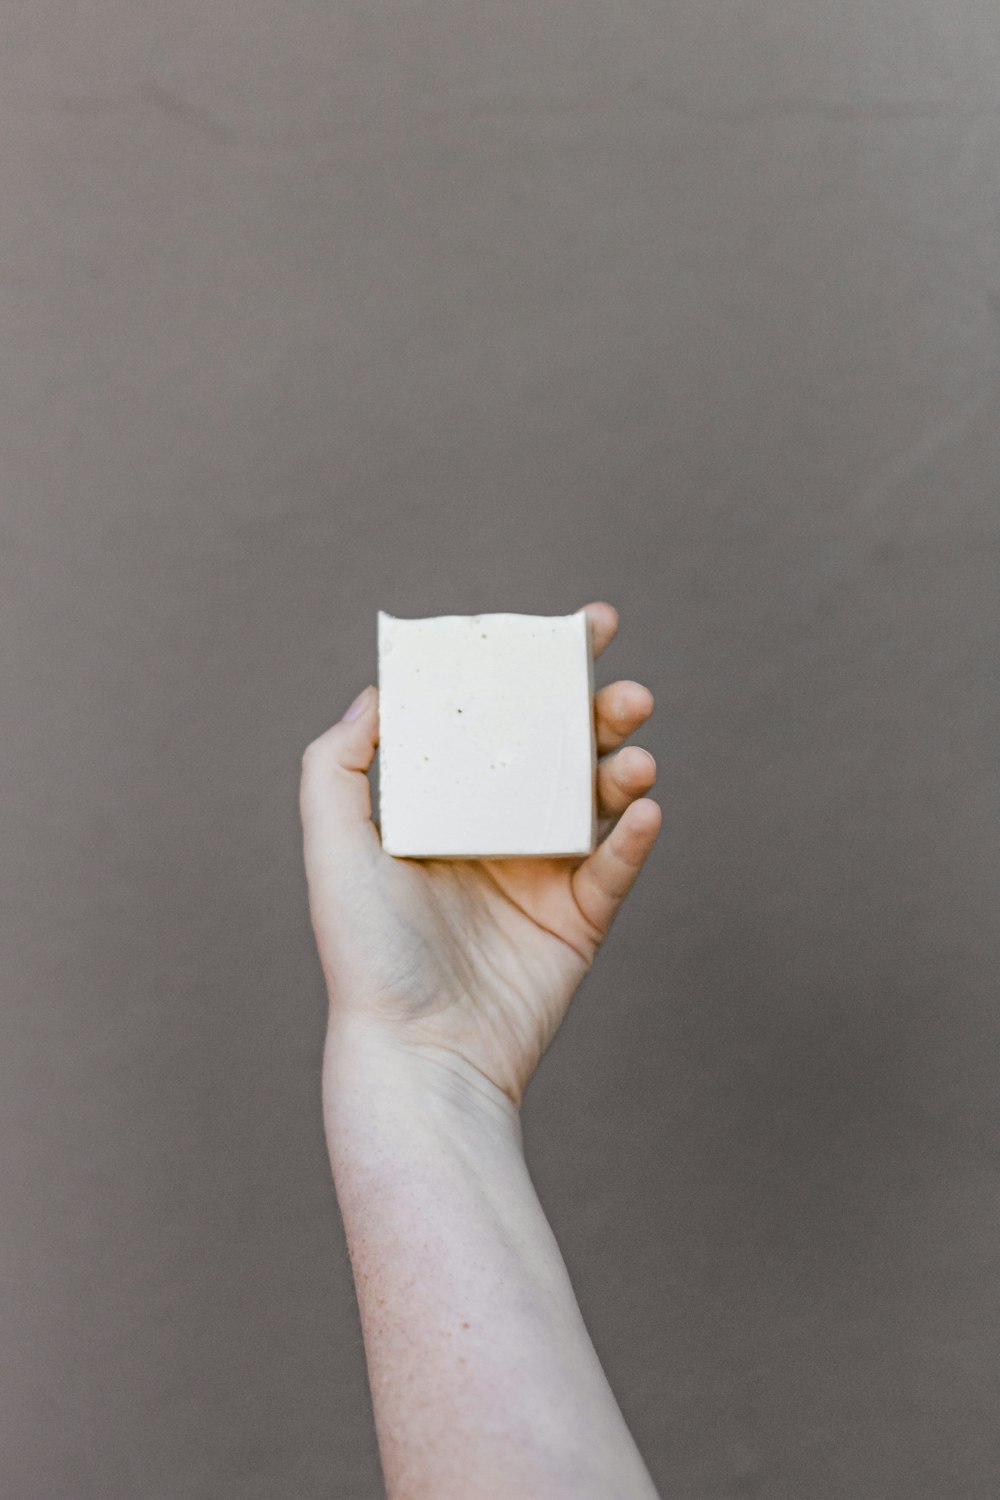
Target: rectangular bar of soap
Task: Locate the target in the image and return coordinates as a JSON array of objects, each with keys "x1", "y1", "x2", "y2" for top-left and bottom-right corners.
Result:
[{"x1": 377, "y1": 610, "x2": 596, "y2": 858}]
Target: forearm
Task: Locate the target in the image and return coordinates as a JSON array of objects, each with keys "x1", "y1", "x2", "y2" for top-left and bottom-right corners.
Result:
[{"x1": 323, "y1": 1015, "x2": 660, "y2": 1500}]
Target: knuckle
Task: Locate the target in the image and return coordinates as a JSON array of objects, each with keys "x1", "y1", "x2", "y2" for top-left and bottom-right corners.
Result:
[{"x1": 301, "y1": 737, "x2": 327, "y2": 776}]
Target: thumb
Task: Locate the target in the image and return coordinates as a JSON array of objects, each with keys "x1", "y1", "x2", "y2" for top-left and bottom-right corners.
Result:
[{"x1": 300, "y1": 685, "x2": 382, "y2": 868}]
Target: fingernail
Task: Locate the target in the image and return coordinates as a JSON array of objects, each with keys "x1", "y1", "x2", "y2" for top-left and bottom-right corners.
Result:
[{"x1": 343, "y1": 686, "x2": 370, "y2": 722}]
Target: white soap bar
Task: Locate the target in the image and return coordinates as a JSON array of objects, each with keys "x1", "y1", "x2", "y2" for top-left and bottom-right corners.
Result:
[{"x1": 377, "y1": 610, "x2": 597, "y2": 858}]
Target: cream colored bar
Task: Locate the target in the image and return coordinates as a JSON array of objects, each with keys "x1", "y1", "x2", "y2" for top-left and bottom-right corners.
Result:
[{"x1": 376, "y1": 610, "x2": 597, "y2": 858}]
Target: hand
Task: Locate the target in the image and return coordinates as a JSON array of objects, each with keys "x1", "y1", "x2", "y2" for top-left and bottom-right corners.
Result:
[{"x1": 300, "y1": 601, "x2": 661, "y2": 1107}]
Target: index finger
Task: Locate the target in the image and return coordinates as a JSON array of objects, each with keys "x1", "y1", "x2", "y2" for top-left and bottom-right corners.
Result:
[{"x1": 580, "y1": 601, "x2": 619, "y2": 659}]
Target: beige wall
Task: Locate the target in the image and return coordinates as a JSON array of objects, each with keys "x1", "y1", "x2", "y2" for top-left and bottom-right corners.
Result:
[{"x1": 2, "y1": 3, "x2": 999, "y2": 1495}]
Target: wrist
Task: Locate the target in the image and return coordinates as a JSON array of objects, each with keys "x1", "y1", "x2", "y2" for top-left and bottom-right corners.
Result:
[{"x1": 322, "y1": 1010, "x2": 525, "y2": 1177}]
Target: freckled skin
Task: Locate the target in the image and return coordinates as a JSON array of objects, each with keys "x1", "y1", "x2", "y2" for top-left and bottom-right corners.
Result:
[{"x1": 302, "y1": 601, "x2": 662, "y2": 1500}]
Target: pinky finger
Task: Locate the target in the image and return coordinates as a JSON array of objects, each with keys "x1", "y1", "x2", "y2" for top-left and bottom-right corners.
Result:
[{"x1": 571, "y1": 798, "x2": 662, "y2": 946}]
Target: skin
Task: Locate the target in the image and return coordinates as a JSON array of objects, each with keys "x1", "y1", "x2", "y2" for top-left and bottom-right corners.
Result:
[{"x1": 301, "y1": 600, "x2": 663, "y2": 1499}]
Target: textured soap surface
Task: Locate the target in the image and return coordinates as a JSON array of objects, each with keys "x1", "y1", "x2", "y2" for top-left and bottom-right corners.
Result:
[{"x1": 377, "y1": 610, "x2": 596, "y2": 858}]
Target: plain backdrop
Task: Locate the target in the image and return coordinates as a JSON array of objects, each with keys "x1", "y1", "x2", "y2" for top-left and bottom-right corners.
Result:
[{"x1": 2, "y1": 3, "x2": 999, "y2": 1496}]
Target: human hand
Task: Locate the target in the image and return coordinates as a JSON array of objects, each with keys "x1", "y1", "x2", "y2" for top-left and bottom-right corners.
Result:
[{"x1": 300, "y1": 602, "x2": 661, "y2": 1108}]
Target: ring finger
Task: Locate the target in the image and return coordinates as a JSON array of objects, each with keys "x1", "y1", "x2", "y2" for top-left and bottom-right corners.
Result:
[{"x1": 596, "y1": 744, "x2": 657, "y2": 821}]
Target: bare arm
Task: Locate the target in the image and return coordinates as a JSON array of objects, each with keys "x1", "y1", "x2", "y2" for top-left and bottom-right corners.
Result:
[
  {"x1": 324, "y1": 1020, "x2": 661, "y2": 1499},
  {"x1": 301, "y1": 600, "x2": 662, "y2": 1499}
]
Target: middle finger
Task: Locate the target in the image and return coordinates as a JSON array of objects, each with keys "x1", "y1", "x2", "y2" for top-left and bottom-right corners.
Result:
[{"x1": 594, "y1": 679, "x2": 654, "y2": 754}]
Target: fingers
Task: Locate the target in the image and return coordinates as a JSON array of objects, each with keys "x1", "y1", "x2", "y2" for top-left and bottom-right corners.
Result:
[
  {"x1": 300, "y1": 685, "x2": 382, "y2": 863},
  {"x1": 580, "y1": 600, "x2": 619, "y2": 659},
  {"x1": 594, "y1": 679, "x2": 654, "y2": 754},
  {"x1": 571, "y1": 797, "x2": 662, "y2": 944},
  {"x1": 596, "y1": 745, "x2": 657, "y2": 818}
]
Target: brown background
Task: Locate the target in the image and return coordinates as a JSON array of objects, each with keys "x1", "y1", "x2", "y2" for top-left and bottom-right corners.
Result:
[{"x1": 2, "y1": 4, "x2": 999, "y2": 1496}]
